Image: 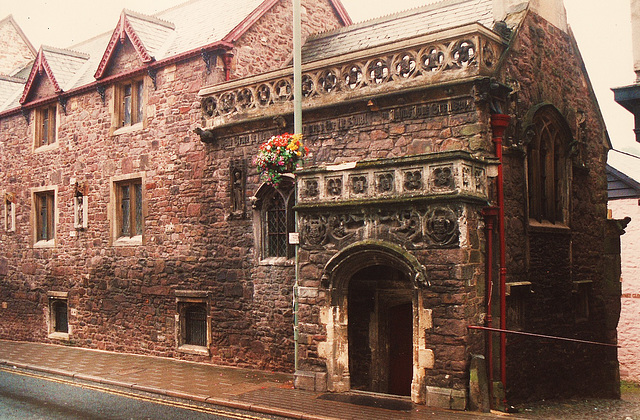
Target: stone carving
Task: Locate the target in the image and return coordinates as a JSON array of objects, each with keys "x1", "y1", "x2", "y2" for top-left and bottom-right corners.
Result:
[
  {"x1": 376, "y1": 172, "x2": 394, "y2": 193},
  {"x1": 328, "y1": 214, "x2": 365, "y2": 243},
  {"x1": 462, "y1": 165, "x2": 472, "y2": 189},
  {"x1": 379, "y1": 209, "x2": 422, "y2": 244},
  {"x1": 368, "y1": 59, "x2": 389, "y2": 84},
  {"x1": 431, "y1": 166, "x2": 454, "y2": 190},
  {"x1": 350, "y1": 175, "x2": 368, "y2": 195},
  {"x1": 301, "y1": 215, "x2": 328, "y2": 246},
  {"x1": 326, "y1": 177, "x2": 343, "y2": 197},
  {"x1": 425, "y1": 207, "x2": 458, "y2": 246},
  {"x1": 451, "y1": 40, "x2": 476, "y2": 68},
  {"x1": 474, "y1": 168, "x2": 485, "y2": 194},
  {"x1": 230, "y1": 161, "x2": 246, "y2": 217},
  {"x1": 404, "y1": 170, "x2": 422, "y2": 191},
  {"x1": 396, "y1": 53, "x2": 416, "y2": 78},
  {"x1": 422, "y1": 47, "x2": 445, "y2": 72},
  {"x1": 303, "y1": 179, "x2": 319, "y2": 198}
]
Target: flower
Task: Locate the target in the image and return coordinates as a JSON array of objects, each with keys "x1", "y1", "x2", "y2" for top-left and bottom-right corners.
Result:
[{"x1": 254, "y1": 133, "x2": 308, "y2": 187}]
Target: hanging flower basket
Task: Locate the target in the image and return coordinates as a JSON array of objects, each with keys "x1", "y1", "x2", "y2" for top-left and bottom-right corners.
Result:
[{"x1": 254, "y1": 133, "x2": 309, "y2": 187}]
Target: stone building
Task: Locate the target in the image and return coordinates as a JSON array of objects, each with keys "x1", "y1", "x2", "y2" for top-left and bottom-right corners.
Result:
[
  {"x1": 607, "y1": 150, "x2": 640, "y2": 383},
  {"x1": 0, "y1": 0, "x2": 622, "y2": 411}
]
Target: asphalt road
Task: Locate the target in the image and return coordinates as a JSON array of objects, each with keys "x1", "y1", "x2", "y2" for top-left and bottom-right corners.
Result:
[{"x1": 0, "y1": 368, "x2": 284, "y2": 420}]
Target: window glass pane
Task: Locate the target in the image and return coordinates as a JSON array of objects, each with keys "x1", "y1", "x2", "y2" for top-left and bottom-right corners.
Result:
[
  {"x1": 49, "y1": 107, "x2": 56, "y2": 142},
  {"x1": 38, "y1": 194, "x2": 47, "y2": 240},
  {"x1": 123, "y1": 84, "x2": 132, "y2": 126},
  {"x1": 42, "y1": 111, "x2": 49, "y2": 145},
  {"x1": 135, "y1": 81, "x2": 144, "y2": 124},
  {"x1": 266, "y1": 194, "x2": 287, "y2": 257},
  {"x1": 121, "y1": 185, "x2": 130, "y2": 236},
  {"x1": 135, "y1": 182, "x2": 143, "y2": 236}
]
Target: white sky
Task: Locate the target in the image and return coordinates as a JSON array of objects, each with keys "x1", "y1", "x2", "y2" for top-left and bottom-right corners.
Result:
[{"x1": 3, "y1": 0, "x2": 638, "y2": 154}]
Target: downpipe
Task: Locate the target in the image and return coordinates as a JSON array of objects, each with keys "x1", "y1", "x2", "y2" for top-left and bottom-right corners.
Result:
[{"x1": 490, "y1": 113, "x2": 511, "y2": 409}]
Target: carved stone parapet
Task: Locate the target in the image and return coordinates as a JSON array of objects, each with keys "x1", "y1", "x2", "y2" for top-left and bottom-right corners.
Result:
[
  {"x1": 295, "y1": 151, "x2": 498, "y2": 206},
  {"x1": 198, "y1": 24, "x2": 505, "y2": 128}
]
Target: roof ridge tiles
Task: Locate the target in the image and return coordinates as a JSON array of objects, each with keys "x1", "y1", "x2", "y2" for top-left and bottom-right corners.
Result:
[
  {"x1": 41, "y1": 45, "x2": 90, "y2": 60},
  {"x1": 0, "y1": 75, "x2": 26, "y2": 83},
  {"x1": 305, "y1": 0, "x2": 484, "y2": 42},
  {"x1": 122, "y1": 9, "x2": 176, "y2": 30}
]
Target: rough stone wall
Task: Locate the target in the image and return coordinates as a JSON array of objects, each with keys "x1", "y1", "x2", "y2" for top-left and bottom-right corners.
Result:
[
  {"x1": 609, "y1": 198, "x2": 640, "y2": 383},
  {"x1": 0, "y1": 0, "x2": 344, "y2": 372},
  {"x1": 233, "y1": 0, "x2": 344, "y2": 78},
  {"x1": 0, "y1": 18, "x2": 34, "y2": 76},
  {"x1": 498, "y1": 11, "x2": 616, "y2": 400}
]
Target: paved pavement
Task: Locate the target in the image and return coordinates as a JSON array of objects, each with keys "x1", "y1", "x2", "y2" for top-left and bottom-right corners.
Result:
[{"x1": 0, "y1": 339, "x2": 638, "y2": 419}]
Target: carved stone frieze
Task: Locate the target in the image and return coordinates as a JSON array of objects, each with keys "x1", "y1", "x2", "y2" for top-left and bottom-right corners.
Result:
[
  {"x1": 379, "y1": 209, "x2": 422, "y2": 245},
  {"x1": 198, "y1": 29, "x2": 505, "y2": 123},
  {"x1": 296, "y1": 152, "x2": 497, "y2": 206}
]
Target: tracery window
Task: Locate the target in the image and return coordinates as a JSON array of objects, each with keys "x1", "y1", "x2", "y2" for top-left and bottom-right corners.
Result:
[{"x1": 527, "y1": 108, "x2": 570, "y2": 224}]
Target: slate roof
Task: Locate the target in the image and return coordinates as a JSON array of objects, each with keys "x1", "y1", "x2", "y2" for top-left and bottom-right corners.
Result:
[
  {"x1": 302, "y1": 0, "x2": 494, "y2": 63},
  {"x1": 607, "y1": 149, "x2": 640, "y2": 199},
  {"x1": 0, "y1": 76, "x2": 26, "y2": 110}
]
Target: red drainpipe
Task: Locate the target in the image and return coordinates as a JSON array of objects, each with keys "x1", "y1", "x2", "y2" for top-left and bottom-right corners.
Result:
[
  {"x1": 482, "y1": 206, "x2": 498, "y2": 406},
  {"x1": 490, "y1": 113, "x2": 511, "y2": 407}
]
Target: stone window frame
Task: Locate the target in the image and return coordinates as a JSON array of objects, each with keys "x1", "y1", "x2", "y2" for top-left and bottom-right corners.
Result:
[
  {"x1": 109, "y1": 173, "x2": 145, "y2": 246},
  {"x1": 252, "y1": 176, "x2": 296, "y2": 264},
  {"x1": 112, "y1": 76, "x2": 147, "y2": 135},
  {"x1": 34, "y1": 103, "x2": 58, "y2": 151},
  {"x1": 31, "y1": 185, "x2": 57, "y2": 248},
  {"x1": 526, "y1": 107, "x2": 571, "y2": 226},
  {"x1": 4, "y1": 192, "x2": 16, "y2": 232},
  {"x1": 175, "y1": 290, "x2": 211, "y2": 356},
  {"x1": 47, "y1": 291, "x2": 69, "y2": 340}
]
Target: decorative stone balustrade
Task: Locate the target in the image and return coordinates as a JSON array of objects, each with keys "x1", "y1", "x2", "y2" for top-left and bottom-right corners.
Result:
[
  {"x1": 295, "y1": 151, "x2": 498, "y2": 208},
  {"x1": 198, "y1": 24, "x2": 505, "y2": 128}
]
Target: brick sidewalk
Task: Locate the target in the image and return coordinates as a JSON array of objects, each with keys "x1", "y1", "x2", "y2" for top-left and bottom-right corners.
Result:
[{"x1": 0, "y1": 340, "x2": 508, "y2": 419}]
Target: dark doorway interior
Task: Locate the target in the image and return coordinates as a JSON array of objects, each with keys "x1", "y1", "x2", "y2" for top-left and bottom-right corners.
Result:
[{"x1": 348, "y1": 265, "x2": 413, "y2": 396}]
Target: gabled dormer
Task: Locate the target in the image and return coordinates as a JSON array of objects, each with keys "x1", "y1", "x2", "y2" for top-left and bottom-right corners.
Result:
[
  {"x1": 19, "y1": 46, "x2": 89, "y2": 105},
  {"x1": 94, "y1": 10, "x2": 175, "y2": 80},
  {"x1": 0, "y1": 15, "x2": 37, "y2": 76}
]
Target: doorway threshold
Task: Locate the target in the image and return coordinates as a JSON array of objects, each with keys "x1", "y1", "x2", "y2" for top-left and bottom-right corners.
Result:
[{"x1": 317, "y1": 390, "x2": 414, "y2": 411}]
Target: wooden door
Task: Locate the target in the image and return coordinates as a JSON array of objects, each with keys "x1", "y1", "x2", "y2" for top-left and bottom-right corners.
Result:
[{"x1": 388, "y1": 302, "x2": 413, "y2": 396}]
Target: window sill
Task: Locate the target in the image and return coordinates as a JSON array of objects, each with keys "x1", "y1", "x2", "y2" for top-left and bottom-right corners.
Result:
[
  {"x1": 48, "y1": 332, "x2": 69, "y2": 341},
  {"x1": 34, "y1": 142, "x2": 58, "y2": 153},
  {"x1": 34, "y1": 239, "x2": 55, "y2": 248},
  {"x1": 178, "y1": 344, "x2": 209, "y2": 356},
  {"x1": 113, "y1": 235, "x2": 142, "y2": 246},
  {"x1": 113, "y1": 122, "x2": 144, "y2": 136},
  {"x1": 259, "y1": 257, "x2": 294, "y2": 267},
  {"x1": 528, "y1": 219, "x2": 570, "y2": 234}
]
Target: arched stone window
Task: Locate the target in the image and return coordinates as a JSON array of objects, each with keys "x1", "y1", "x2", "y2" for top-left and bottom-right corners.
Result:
[
  {"x1": 527, "y1": 107, "x2": 571, "y2": 224},
  {"x1": 253, "y1": 177, "x2": 295, "y2": 260}
]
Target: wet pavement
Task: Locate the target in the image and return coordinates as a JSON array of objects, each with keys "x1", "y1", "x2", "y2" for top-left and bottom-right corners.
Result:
[{"x1": 0, "y1": 339, "x2": 638, "y2": 419}]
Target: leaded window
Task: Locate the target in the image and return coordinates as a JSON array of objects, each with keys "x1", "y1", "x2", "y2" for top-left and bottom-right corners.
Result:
[{"x1": 527, "y1": 108, "x2": 570, "y2": 224}]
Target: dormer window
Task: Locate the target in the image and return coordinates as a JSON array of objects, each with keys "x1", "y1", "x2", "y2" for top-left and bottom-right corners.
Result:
[{"x1": 35, "y1": 104, "x2": 57, "y2": 148}]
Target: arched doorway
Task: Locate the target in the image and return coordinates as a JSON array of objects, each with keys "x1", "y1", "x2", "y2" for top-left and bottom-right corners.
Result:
[
  {"x1": 348, "y1": 265, "x2": 413, "y2": 396},
  {"x1": 319, "y1": 241, "x2": 428, "y2": 400}
]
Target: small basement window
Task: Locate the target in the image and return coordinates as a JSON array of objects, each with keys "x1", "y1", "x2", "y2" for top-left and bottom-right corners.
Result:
[
  {"x1": 48, "y1": 292, "x2": 69, "y2": 340},
  {"x1": 175, "y1": 291, "x2": 210, "y2": 355}
]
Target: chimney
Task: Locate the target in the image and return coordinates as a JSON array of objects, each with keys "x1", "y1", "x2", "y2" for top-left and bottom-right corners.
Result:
[
  {"x1": 632, "y1": 0, "x2": 640, "y2": 80},
  {"x1": 493, "y1": 0, "x2": 568, "y2": 32}
]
